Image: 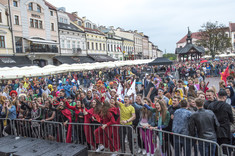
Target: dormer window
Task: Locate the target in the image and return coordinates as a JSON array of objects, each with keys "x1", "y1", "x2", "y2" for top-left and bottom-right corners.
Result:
[
  {"x1": 28, "y1": 2, "x2": 33, "y2": 11},
  {"x1": 78, "y1": 21, "x2": 82, "y2": 26},
  {"x1": 37, "y1": 5, "x2": 41, "y2": 13}
]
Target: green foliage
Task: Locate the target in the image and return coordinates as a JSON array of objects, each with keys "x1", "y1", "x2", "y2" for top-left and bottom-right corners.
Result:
[
  {"x1": 163, "y1": 53, "x2": 177, "y2": 60},
  {"x1": 196, "y1": 21, "x2": 232, "y2": 59}
]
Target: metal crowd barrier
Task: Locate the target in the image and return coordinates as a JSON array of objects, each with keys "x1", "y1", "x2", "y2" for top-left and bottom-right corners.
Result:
[
  {"x1": 136, "y1": 126, "x2": 220, "y2": 156},
  {"x1": 0, "y1": 118, "x2": 235, "y2": 156},
  {"x1": 0, "y1": 118, "x2": 13, "y2": 137},
  {"x1": 12, "y1": 119, "x2": 65, "y2": 143},
  {"x1": 66, "y1": 123, "x2": 135, "y2": 156},
  {"x1": 220, "y1": 144, "x2": 235, "y2": 156}
]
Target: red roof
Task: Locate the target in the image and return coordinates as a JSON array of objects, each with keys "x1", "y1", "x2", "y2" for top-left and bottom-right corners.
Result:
[
  {"x1": 230, "y1": 23, "x2": 235, "y2": 32},
  {"x1": 66, "y1": 12, "x2": 77, "y2": 21},
  {"x1": 44, "y1": 0, "x2": 57, "y2": 10},
  {"x1": 177, "y1": 32, "x2": 202, "y2": 44}
]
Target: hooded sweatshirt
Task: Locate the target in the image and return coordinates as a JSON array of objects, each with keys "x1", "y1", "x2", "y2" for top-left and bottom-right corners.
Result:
[{"x1": 226, "y1": 86, "x2": 235, "y2": 106}]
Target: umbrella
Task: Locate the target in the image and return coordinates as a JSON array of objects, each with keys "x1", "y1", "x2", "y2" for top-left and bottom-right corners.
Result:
[{"x1": 200, "y1": 60, "x2": 208, "y2": 63}]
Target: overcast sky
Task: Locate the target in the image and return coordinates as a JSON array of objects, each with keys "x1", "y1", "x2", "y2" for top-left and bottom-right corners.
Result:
[{"x1": 47, "y1": 0, "x2": 235, "y2": 53}]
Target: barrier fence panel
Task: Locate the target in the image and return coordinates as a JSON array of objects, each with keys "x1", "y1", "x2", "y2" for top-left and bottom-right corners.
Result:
[
  {"x1": 12, "y1": 119, "x2": 65, "y2": 143},
  {"x1": 136, "y1": 126, "x2": 220, "y2": 156},
  {"x1": 66, "y1": 123, "x2": 134, "y2": 155},
  {"x1": 220, "y1": 144, "x2": 235, "y2": 156},
  {"x1": 0, "y1": 118, "x2": 13, "y2": 137}
]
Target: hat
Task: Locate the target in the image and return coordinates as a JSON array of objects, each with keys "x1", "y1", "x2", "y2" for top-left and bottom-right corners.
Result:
[
  {"x1": 10, "y1": 90, "x2": 17, "y2": 97},
  {"x1": 111, "y1": 89, "x2": 116, "y2": 93}
]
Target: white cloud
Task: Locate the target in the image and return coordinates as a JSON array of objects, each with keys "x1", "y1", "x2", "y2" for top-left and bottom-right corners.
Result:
[{"x1": 47, "y1": 0, "x2": 235, "y2": 53}]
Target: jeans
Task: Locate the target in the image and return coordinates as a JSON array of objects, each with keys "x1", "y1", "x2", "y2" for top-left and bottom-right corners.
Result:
[
  {"x1": 119, "y1": 126, "x2": 133, "y2": 154},
  {"x1": 198, "y1": 140, "x2": 216, "y2": 156},
  {"x1": 174, "y1": 136, "x2": 191, "y2": 156}
]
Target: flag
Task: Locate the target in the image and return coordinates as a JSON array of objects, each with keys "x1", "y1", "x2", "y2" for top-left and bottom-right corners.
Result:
[
  {"x1": 117, "y1": 47, "x2": 122, "y2": 52},
  {"x1": 127, "y1": 79, "x2": 136, "y2": 96},
  {"x1": 117, "y1": 83, "x2": 124, "y2": 100},
  {"x1": 115, "y1": 77, "x2": 120, "y2": 83}
]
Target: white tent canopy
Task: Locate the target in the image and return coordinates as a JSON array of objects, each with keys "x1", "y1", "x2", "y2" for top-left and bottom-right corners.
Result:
[{"x1": 0, "y1": 59, "x2": 153, "y2": 79}]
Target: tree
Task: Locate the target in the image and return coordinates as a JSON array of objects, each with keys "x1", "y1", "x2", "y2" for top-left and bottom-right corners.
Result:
[
  {"x1": 196, "y1": 21, "x2": 232, "y2": 59},
  {"x1": 163, "y1": 53, "x2": 177, "y2": 60}
]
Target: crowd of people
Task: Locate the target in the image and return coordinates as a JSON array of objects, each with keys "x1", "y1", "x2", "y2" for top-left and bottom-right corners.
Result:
[{"x1": 0, "y1": 58, "x2": 234, "y2": 156}]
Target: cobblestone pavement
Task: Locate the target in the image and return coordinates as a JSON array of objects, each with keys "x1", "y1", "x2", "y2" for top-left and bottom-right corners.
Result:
[{"x1": 205, "y1": 76, "x2": 220, "y2": 91}]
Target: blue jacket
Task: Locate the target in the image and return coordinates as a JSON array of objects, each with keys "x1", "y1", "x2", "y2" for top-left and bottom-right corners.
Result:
[{"x1": 172, "y1": 108, "x2": 192, "y2": 135}]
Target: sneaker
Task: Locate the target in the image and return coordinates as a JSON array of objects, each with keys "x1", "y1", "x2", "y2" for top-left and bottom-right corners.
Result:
[
  {"x1": 111, "y1": 151, "x2": 118, "y2": 156},
  {"x1": 151, "y1": 154, "x2": 154, "y2": 156},
  {"x1": 96, "y1": 144, "x2": 104, "y2": 152},
  {"x1": 146, "y1": 153, "x2": 150, "y2": 156},
  {"x1": 137, "y1": 148, "x2": 142, "y2": 153},
  {"x1": 142, "y1": 149, "x2": 146, "y2": 155}
]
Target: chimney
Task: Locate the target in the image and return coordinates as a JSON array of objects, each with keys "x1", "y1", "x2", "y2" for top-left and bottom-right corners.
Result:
[
  {"x1": 134, "y1": 30, "x2": 138, "y2": 33},
  {"x1": 72, "y1": 11, "x2": 78, "y2": 16},
  {"x1": 82, "y1": 16, "x2": 86, "y2": 20}
]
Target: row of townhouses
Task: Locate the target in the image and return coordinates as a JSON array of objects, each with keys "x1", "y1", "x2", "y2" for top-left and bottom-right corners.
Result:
[{"x1": 0, "y1": 0, "x2": 163, "y2": 67}]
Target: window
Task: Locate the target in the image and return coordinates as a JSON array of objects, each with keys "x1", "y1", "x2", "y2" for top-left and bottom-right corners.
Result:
[
  {"x1": 72, "y1": 41, "x2": 76, "y2": 49},
  {"x1": 111, "y1": 45, "x2": 113, "y2": 51},
  {"x1": 114, "y1": 45, "x2": 116, "y2": 52},
  {"x1": 59, "y1": 17, "x2": 63, "y2": 23},
  {"x1": 37, "y1": 5, "x2": 41, "y2": 13},
  {"x1": 0, "y1": 12, "x2": 2, "y2": 23},
  {"x1": 34, "y1": 20, "x2": 38, "y2": 28},
  {"x1": 0, "y1": 36, "x2": 5, "y2": 48},
  {"x1": 78, "y1": 21, "x2": 82, "y2": 26},
  {"x1": 64, "y1": 19, "x2": 68, "y2": 24},
  {"x1": 108, "y1": 44, "x2": 110, "y2": 51},
  {"x1": 13, "y1": 1, "x2": 18, "y2": 7},
  {"x1": 100, "y1": 43, "x2": 102, "y2": 50},
  {"x1": 50, "y1": 11, "x2": 53, "y2": 16},
  {"x1": 28, "y1": 2, "x2": 33, "y2": 11},
  {"x1": 92, "y1": 42, "x2": 94, "y2": 50},
  {"x1": 96, "y1": 43, "x2": 98, "y2": 50},
  {"x1": 51, "y1": 23, "x2": 54, "y2": 31},
  {"x1": 14, "y1": 15, "x2": 19, "y2": 25},
  {"x1": 103, "y1": 44, "x2": 105, "y2": 51},
  {"x1": 39, "y1": 21, "x2": 43, "y2": 29},
  {"x1": 87, "y1": 42, "x2": 90, "y2": 50},
  {"x1": 30, "y1": 19, "x2": 34, "y2": 27},
  {"x1": 77, "y1": 41, "x2": 80, "y2": 48},
  {"x1": 61, "y1": 40, "x2": 65, "y2": 48},
  {"x1": 86, "y1": 23, "x2": 91, "y2": 29},
  {"x1": 67, "y1": 40, "x2": 70, "y2": 49}
]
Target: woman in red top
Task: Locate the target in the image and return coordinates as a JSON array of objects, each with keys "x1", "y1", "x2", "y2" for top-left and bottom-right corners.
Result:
[
  {"x1": 66, "y1": 100, "x2": 87, "y2": 144},
  {"x1": 200, "y1": 81, "x2": 209, "y2": 93},
  {"x1": 94, "y1": 101, "x2": 116, "y2": 152},
  {"x1": 83, "y1": 99, "x2": 102, "y2": 149}
]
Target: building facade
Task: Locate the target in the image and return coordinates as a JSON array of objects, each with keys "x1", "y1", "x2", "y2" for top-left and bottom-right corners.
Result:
[
  {"x1": 122, "y1": 38, "x2": 134, "y2": 60},
  {"x1": 148, "y1": 42, "x2": 153, "y2": 58},
  {"x1": 6, "y1": 0, "x2": 60, "y2": 66},
  {"x1": 99, "y1": 26, "x2": 123, "y2": 60},
  {"x1": 58, "y1": 10, "x2": 86, "y2": 56},
  {"x1": 0, "y1": 2, "x2": 13, "y2": 55},
  {"x1": 229, "y1": 23, "x2": 235, "y2": 52},
  {"x1": 142, "y1": 35, "x2": 149, "y2": 59},
  {"x1": 134, "y1": 31, "x2": 143, "y2": 59}
]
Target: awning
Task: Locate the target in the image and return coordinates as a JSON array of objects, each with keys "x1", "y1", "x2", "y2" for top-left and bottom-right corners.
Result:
[
  {"x1": 89, "y1": 54, "x2": 116, "y2": 62},
  {"x1": 148, "y1": 57, "x2": 173, "y2": 66},
  {"x1": 54, "y1": 56, "x2": 95, "y2": 64},
  {"x1": 0, "y1": 56, "x2": 32, "y2": 67},
  {"x1": 27, "y1": 38, "x2": 59, "y2": 45}
]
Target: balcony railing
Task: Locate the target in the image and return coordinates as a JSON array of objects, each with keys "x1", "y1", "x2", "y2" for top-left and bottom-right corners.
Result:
[{"x1": 25, "y1": 46, "x2": 58, "y2": 53}]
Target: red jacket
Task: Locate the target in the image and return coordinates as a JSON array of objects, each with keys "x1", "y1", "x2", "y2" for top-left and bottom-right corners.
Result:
[{"x1": 66, "y1": 102, "x2": 87, "y2": 122}]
